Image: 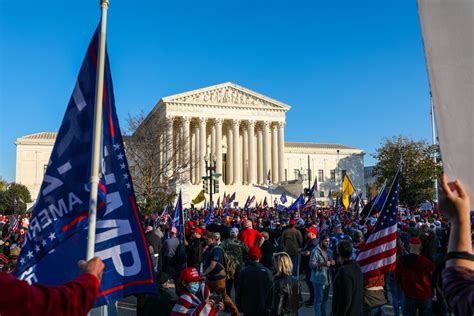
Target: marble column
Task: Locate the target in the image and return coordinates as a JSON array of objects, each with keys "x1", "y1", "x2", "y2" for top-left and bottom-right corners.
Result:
[
  {"x1": 278, "y1": 122, "x2": 285, "y2": 184},
  {"x1": 232, "y1": 119, "x2": 241, "y2": 184},
  {"x1": 227, "y1": 125, "x2": 233, "y2": 185},
  {"x1": 242, "y1": 126, "x2": 248, "y2": 184},
  {"x1": 248, "y1": 121, "x2": 256, "y2": 185},
  {"x1": 215, "y1": 119, "x2": 223, "y2": 178},
  {"x1": 199, "y1": 118, "x2": 207, "y2": 183},
  {"x1": 194, "y1": 124, "x2": 200, "y2": 184},
  {"x1": 262, "y1": 121, "x2": 271, "y2": 184},
  {"x1": 257, "y1": 126, "x2": 263, "y2": 184},
  {"x1": 165, "y1": 117, "x2": 174, "y2": 179},
  {"x1": 211, "y1": 123, "x2": 216, "y2": 156},
  {"x1": 190, "y1": 125, "x2": 195, "y2": 184},
  {"x1": 271, "y1": 123, "x2": 279, "y2": 184},
  {"x1": 183, "y1": 117, "x2": 191, "y2": 183}
]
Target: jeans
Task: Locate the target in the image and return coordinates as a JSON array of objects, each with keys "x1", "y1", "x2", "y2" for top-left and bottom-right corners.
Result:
[
  {"x1": 291, "y1": 255, "x2": 299, "y2": 277},
  {"x1": 386, "y1": 273, "x2": 404, "y2": 316},
  {"x1": 404, "y1": 298, "x2": 432, "y2": 316},
  {"x1": 363, "y1": 306, "x2": 384, "y2": 316},
  {"x1": 312, "y1": 281, "x2": 329, "y2": 316}
]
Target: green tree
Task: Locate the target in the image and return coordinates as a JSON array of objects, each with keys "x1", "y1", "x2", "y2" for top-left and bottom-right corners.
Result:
[
  {"x1": 373, "y1": 136, "x2": 441, "y2": 208},
  {"x1": 0, "y1": 182, "x2": 32, "y2": 215}
]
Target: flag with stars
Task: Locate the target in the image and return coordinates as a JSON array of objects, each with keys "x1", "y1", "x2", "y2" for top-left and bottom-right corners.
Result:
[
  {"x1": 356, "y1": 168, "x2": 401, "y2": 278},
  {"x1": 171, "y1": 191, "x2": 184, "y2": 236},
  {"x1": 13, "y1": 26, "x2": 155, "y2": 306}
]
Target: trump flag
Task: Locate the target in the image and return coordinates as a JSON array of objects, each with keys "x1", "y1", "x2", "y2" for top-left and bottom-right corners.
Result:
[{"x1": 14, "y1": 26, "x2": 155, "y2": 306}]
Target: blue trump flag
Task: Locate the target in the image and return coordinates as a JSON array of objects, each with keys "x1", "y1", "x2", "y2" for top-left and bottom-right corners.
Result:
[
  {"x1": 280, "y1": 192, "x2": 287, "y2": 204},
  {"x1": 288, "y1": 194, "x2": 305, "y2": 211},
  {"x1": 14, "y1": 27, "x2": 155, "y2": 306},
  {"x1": 171, "y1": 191, "x2": 184, "y2": 236}
]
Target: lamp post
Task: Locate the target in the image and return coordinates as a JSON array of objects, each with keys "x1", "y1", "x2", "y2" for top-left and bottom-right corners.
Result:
[{"x1": 204, "y1": 154, "x2": 217, "y2": 208}]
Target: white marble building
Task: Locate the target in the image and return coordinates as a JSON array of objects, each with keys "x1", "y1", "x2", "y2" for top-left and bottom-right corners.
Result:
[{"x1": 16, "y1": 82, "x2": 365, "y2": 205}]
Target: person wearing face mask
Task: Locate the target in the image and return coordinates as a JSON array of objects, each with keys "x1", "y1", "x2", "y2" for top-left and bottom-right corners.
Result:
[{"x1": 171, "y1": 267, "x2": 224, "y2": 316}]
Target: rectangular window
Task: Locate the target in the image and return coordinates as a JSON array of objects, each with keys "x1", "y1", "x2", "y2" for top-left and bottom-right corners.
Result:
[
  {"x1": 294, "y1": 169, "x2": 300, "y2": 180},
  {"x1": 319, "y1": 191, "x2": 325, "y2": 198},
  {"x1": 330, "y1": 169, "x2": 336, "y2": 182},
  {"x1": 285, "y1": 169, "x2": 288, "y2": 181},
  {"x1": 318, "y1": 169, "x2": 324, "y2": 182}
]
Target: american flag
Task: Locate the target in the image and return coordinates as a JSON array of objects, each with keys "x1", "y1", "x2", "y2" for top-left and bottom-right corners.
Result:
[
  {"x1": 7, "y1": 215, "x2": 19, "y2": 236},
  {"x1": 304, "y1": 197, "x2": 316, "y2": 209},
  {"x1": 356, "y1": 169, "x2": 401, "y2": 278}
]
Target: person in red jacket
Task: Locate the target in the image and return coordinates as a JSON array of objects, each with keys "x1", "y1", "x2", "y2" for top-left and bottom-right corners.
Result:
[
  {"x1": 395, "y1": 237, "x2": 435, "y2": 316},
  {"x1": 0, "y1": 256, "x2": 104, "y2": 316}
]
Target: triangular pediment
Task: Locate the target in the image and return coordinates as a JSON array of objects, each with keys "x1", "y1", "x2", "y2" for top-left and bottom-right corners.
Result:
[{"x1": 161, "y1": 82, "x2": 290, "y2": 111}]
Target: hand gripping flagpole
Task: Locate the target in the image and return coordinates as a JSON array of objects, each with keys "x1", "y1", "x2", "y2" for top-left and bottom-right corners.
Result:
[{"x1": 87, "y1": 0, "x2": 110, "y2": 261}]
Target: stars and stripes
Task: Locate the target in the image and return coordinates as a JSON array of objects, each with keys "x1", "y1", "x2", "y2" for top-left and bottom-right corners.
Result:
[{"x1": 357, "y1": 168, "x2": 401, "y2": 278}]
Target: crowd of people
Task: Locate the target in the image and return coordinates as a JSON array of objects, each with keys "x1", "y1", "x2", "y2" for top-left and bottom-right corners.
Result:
[{"x1": 0, "y1": 175, "x2": 473, "y2": 316}]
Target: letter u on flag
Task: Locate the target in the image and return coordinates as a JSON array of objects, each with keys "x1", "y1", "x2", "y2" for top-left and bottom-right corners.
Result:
[
  {"x1": 342, "y1": 174, "x2": 355, "y2": 209},
  {"x1": 14, "y1": 26, "x2": 155, "y2": 306},
  {"x1": 192, "y1": 190, "x2": 205, "y2": 204}
]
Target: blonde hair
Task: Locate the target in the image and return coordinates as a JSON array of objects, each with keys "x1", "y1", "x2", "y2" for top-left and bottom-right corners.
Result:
[{"x1": 273, "y1": 252, "x2": 293, "y2": 277}]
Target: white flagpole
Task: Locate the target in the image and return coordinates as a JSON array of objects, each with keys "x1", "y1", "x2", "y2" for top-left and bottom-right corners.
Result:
[{"x1": 87, "y1": 0, "x2": 110, "y2": 261}]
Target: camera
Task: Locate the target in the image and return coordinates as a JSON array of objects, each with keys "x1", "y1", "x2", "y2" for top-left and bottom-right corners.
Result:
[{"x1": 209, "y1": 293, "x2": 222, "y2": 303}]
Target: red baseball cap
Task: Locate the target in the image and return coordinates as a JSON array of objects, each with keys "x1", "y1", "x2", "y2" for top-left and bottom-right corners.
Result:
[
  {"x1": 248, "y1": 246, "x2": 262, "y2": 260},
  {"x1": 180, "y1": 267, "x2": 204, "y2": 283},
  {"x1": 305, "y1": 227, "x2": 318, "y2": 235},
  {"x1": 194, "y1": 227, "x2": 203, "y2": 235},
  {"x1": 289, "y1": 219, "x2": 297, "y2": 226},
  {"x1": 409, "y1": 237, "x2": 422, "y2": 245}
]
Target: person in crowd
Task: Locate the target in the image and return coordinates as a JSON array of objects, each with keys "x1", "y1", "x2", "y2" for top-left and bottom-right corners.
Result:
[
  {"x1": 171, "y1": 267, "x2": 224, "y2": 316},
  {"x1": 270, "y1": 252, "x2": 302, "y2": 316},
  {"x1": 329, "y1": 224, "x2": 352, "y2": 278},
  {"x1": 281, "y1": 219, "x2": 303, "y2": 276},
  {"x1": 331, "y1": 239, "x2": 363, "y2": 316},
  {"x1": 385, "y1": 236, "x2": 406, "y2": 316},
  {"x1": 221, "y1": 227, "x2": 247, "y2": 296},
  {"x1": 309, "y1": 233, "x2": 333, "y2": 316},
  {"x1": 437, "y1": 175, "x2": 474, "y2": 315},
  {"x1": 361, "y1": 269, "x2": 387, "y2": 316},
  {"x1": 0, "y1": 256, "x2": 104, "y2": 316},
  {"x1": 260, "y1": 230, "x2": 275, "y2": 271},
  {"x1": 236, "y1": 246, "x2": 273, "y2": 316},
  {"x1": 5, "y1": 246, "x2": 20, "y2": 273},
  {"x1": 395, "y1": 236, "x2": 435, "y2": 316},
  {"x1": 162, "y1": 226, "x2": 180, "y2": 276},
  {"x1": 301, "y1": 226, "x2": 318, "y2": 306},
  {"x1": 145, "y1": 225, "x2": 162, "y2": 272},
  {"x1": 238, "y1": 220, "x2": 264, "y2": 248},
  {"x1": 141, "y1": 272, "x2": 178, "y2": 316},
  {"x1": 203, "y1": 232, "x2": 240, "y2": 316},
  {"x1": 187, "y1": 226, "x2": 204, "y2": 269}
]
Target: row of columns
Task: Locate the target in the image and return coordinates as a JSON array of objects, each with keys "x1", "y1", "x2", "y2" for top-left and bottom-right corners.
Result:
[{"x1": 163, "y1": 116, "x2": 285, "y2": 186}]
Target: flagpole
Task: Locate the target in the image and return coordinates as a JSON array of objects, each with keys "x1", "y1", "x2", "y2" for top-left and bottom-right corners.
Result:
[
  {"x1": 87, "y1": 0, "x2": 109, "y2": 261},
  {"x1": 430, "y1": 99, "x2": 439, "y2": 202}
]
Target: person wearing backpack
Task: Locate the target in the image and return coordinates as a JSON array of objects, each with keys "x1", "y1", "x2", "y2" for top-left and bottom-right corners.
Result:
[
  {"x1": 221, "y1": 227, "x2": 248, "y2": 296},
  {"x1": 203, "y1": 232, "x2": 240, "y2": 316}
]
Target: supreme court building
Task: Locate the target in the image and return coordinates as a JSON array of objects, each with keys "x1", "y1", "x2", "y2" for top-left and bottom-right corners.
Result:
[{"x1": 16, "y1": 82, "x2": 365, "y2": 205}]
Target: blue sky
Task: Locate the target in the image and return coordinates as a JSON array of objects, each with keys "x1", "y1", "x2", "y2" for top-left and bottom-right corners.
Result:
[{"x1": 0, "y1": 0, "x2": 432, "y2": 182}]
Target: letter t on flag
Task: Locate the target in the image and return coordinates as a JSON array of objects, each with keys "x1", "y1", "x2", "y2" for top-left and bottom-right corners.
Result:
[{"x1": 14, "y1": 26, "x2": 155, "y2": 306}]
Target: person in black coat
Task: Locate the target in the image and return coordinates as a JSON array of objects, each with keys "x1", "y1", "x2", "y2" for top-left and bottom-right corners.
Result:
[
  {"x1": 270, "y1": 252, "x2": 303, "y2": 316},
  {"x1": 331, "y1": 239, "x2": 363, "y2": 316},
  {"x1": 260, "y1": 231, "x2": 275, "y2": 271},
  {"x1": 236, "y1": 246, "x2": 273, "y2": 316}
]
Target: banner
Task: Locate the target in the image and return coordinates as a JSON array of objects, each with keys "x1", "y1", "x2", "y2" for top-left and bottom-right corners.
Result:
[
  {"x1": 14, "y1": 26, "x2": 155, "y2": 306},
  {"x1": 418, "y1": 0, "x2": 474, "y2": 209}
]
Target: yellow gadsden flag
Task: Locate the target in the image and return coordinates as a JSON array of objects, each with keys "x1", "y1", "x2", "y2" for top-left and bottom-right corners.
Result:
[
  {"x1": 342, "y1": 174, "x2": 355, "y2": 209},
  {"x1": 192, "y1": 190, "x2": 205, "y2": 204}
]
